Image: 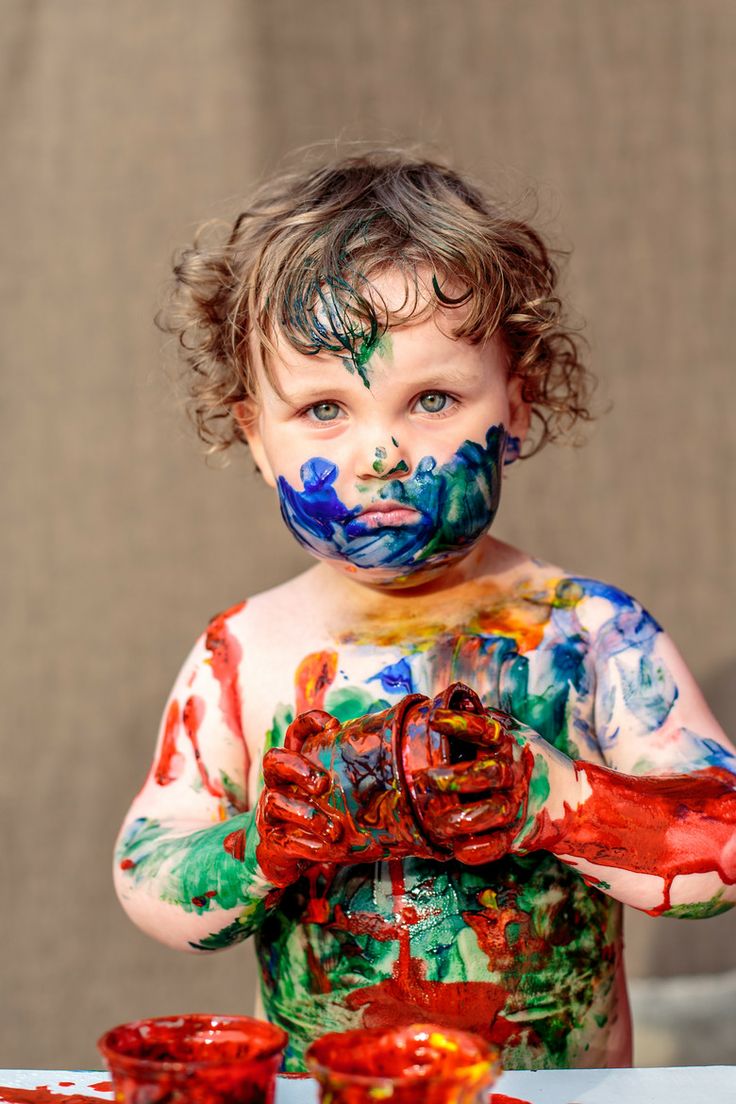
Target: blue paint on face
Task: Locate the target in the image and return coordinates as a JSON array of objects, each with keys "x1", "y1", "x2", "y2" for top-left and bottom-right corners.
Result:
[{"x1": 276, "y1": 424, "x2": 507, "y2": 578}]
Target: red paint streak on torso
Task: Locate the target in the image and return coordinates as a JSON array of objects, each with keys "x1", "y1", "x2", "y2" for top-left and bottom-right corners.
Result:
[
  {"x1": 345, "y1": 861, "x2": 522, "y2": 1049},
  {"x1": 153, "y1": 699, "x2": 184, "y2": 785},
  {"x1": 493, "y1": 1095, "x2": 532, "y2": 1104},
  {"x1": 0, "y1": 1088, "x2": 111, "y2": 1104},
  {"x1": 526, "y1": 763, "x2": 736, "y2": 913},
  {"x1": 205, "y1": 603, "x2": 250, "y2": 792},
  {"x1": 183, "y1": 694, "x2": 224, "y2": 798},
  {"x1": 295, "y1": 651, "x2": 338, "y2": 713},
  {"x1": 463, "y1": 899, "x2": 547, "y2": 975}
]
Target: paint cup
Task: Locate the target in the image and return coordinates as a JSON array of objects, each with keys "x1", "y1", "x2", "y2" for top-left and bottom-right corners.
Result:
[
  {"x1": 97, "y1": 1014, "x2": 287, "y2": 1104},
  {"x1": 289, "y1": 681, "x2": 504, "y2": 861},
  {"x1": 305, "y1": 1023, "x2": 501, "y2": 1104}
]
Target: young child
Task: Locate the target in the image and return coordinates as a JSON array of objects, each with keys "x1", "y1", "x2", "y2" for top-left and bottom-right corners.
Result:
[{"x1": 114, "y1": 151, "x2": 736, "y2": 1072}]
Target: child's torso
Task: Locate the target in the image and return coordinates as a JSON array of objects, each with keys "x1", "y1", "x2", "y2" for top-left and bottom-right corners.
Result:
[{"x1": 237, "y1": 554, "x2": 632, "y2": 1071}]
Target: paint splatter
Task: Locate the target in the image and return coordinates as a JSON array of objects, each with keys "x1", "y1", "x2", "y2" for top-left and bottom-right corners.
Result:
[
  {"x1": 0, "y1": 1089, "x2": 111, "y2": 1104},
  {"x1": 205, "y1": 602, "x2": 250, "y2": 796},
  {"x1": 277, "y1": 424, "x2": 507, "y2": 577}
]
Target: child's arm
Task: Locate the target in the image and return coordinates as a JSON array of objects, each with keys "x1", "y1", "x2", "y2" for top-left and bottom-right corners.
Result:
[
  {"x1": 114, "y1": 607, "x2": 290, "y2": 952},
  {"x1": 426, "y1": 590, "x2": 736, "y2": 917}
]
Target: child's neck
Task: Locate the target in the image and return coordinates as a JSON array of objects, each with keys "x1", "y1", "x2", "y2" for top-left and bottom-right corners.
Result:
[{"x1": 306, "y1": 535, "x2": 536, "y2": 619}]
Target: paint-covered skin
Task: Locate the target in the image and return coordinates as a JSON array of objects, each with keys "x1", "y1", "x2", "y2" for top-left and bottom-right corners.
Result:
[
  {"x1": 276, "y1": 424, "x2": 506, "y2": 580},
  {"x1": 114, "y1": 553, "x2": 736, "y2": 1071}
]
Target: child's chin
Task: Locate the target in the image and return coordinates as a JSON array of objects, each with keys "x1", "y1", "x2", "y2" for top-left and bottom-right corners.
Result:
[{"x1": 317, "y1": 550, "x2": 469, "y2": 591}]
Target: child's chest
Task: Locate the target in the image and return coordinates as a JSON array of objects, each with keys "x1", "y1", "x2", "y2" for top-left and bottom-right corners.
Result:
[{"x1": 240, "y1": 581, "x2": 606, "y2": 788}]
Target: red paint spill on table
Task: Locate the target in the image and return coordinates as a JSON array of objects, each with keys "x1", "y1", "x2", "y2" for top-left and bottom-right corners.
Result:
[
  {"x1": 0, "y1": 1088, "x2": 110, "y2": 1104},
  {"x1": 85, "y1": 1087, "x2": 110, "y2": 1095}
]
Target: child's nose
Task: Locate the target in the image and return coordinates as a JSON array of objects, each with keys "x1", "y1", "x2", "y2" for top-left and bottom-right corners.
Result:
[{"x1": 357, "y1": 437, "x2": 410, "y2": 480}]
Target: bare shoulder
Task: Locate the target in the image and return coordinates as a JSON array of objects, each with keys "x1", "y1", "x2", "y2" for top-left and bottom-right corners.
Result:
[{"x1": 476, "y1": 539, "x2": 656, "y2": 636}]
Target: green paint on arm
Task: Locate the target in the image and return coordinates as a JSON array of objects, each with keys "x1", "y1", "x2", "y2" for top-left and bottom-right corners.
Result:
[
  {"x1": 663, "y1": 889, "x2": 733, "y2": 919},
  {"x1": 513, "y1": 751, "x2": 551, "y2": 850},
  {"x1": 117, "y1": 812, "x2": 268, "y2": 912}
]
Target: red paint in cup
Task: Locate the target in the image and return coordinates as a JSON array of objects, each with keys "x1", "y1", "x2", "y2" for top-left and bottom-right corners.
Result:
[
  {"x1": 306, "y1": 1023, "x2": 501, "y2": 1104},
  {"x1": 97, "y1": 1014, "x2": 287, "y2": 1104}
]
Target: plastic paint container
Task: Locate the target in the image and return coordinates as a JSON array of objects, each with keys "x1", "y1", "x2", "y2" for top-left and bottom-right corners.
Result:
[
  {"x1": 306, "y1": 1022, "x2": 501, "y2": 1103},
  {"x1": 98, "y1": 1014, "x2": 287, "y2": 1104}
]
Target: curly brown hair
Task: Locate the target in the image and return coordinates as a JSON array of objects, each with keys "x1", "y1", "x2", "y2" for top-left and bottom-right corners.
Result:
[{"x1": 158, "y1": 148, "x2": 594, "y2": 457}]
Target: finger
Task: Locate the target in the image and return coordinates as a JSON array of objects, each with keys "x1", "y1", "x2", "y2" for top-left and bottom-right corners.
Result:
[
  {"x1": 262, "y1": 748, "x2": 330, "y2": 796},
  {"x1": 453, "y1": 831, "x2": 515, "y2": 866},
  {"x1": 267, "y1": 826, "x2": 345, "y2": 863},
  {"x1": 284, "y1": 709, "x2": 335, "y2": 752},
  {"x1": 423, "y1": 757, "x2": 514, "y2": 794},
  {"x1": 261, "y1": 790, "x2": 343, "y2": 843},
  {"x1": 430, "y1": 709, "x2": 506, "y2": 747},
  {"x1": 432, "y1": 796, "x2": 519, "y2": 838}
]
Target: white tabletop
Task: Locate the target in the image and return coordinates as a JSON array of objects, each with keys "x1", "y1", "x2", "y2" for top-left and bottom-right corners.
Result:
[{"x1": 0, "y1": 1066, "x2": 734, "y2": 1103}]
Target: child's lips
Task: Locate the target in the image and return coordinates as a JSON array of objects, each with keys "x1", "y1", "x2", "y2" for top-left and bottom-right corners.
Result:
[{"x1": 356, "y1": 502, "x2": 423, "y2": 528}]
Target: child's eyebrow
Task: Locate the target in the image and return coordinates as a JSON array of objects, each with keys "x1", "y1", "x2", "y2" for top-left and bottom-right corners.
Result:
[{"x1": 276, "y1": 381, "x2": 355, "y2": 406}]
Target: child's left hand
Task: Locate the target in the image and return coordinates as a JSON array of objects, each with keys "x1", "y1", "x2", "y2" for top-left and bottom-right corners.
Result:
[{"x1": 413, "y1": 703, "x2": 540, "y2": 864}]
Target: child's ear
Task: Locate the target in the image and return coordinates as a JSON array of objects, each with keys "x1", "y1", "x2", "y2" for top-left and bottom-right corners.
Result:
[
  {"x1": 233, "y1": 400, "x2": 277, "y2": 488},
  {"x1": 507, "y1": 374, "x2": 531, "y2": 449}
]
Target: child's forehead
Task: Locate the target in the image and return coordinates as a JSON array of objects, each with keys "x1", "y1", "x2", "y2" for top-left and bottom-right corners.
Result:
[
  {"x1": 260, "y1": 312, "x2": 502, "y2": 403},
  {"x1": 256, "y1": 264, "x2": 477, "y2": 381}
]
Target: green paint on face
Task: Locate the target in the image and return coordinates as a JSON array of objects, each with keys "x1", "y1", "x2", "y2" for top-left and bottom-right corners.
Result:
[
  {"x1": 386, "y1": 459, "x2": 409, "y2": 476},
  {"x1": 372, "y1": 446, "x2": 388, "y2": 475},
  {"x1": 350, "y1": 331, "x2": 394, "y2": 389},
  {"x1": 391, "y1": 436, "x2": 399, "y2": 448}
]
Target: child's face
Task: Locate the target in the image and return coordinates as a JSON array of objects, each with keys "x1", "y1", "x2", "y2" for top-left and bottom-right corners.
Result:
[{"x1": 241, "y1": 275, "x2": 529, "y2": 588}]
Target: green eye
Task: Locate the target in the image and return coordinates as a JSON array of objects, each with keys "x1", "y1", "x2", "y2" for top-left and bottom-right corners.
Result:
[
  {"x1": 310, "y1": 402, "x2": 341, "y2": 422},
  {"x1": 418, "y1": 392, "x2": 448, "y2": 413}
]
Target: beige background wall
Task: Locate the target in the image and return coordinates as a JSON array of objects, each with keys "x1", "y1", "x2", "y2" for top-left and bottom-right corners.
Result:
[{"x1": 2, "y1": 0, "x2": 734, "y2": 1069}]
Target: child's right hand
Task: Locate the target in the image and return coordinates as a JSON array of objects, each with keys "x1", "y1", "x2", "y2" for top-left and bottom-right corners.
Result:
[{"x1": 255, "y1": 742, "x2": 355, "y2": 887}]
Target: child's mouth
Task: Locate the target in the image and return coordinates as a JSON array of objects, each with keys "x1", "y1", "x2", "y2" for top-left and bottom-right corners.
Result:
[{"x1": 356, "y1": 502, "x2": 423, "y2": 528}]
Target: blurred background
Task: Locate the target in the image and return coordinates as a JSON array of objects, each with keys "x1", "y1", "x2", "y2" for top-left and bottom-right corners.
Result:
[{"x1": 2, "y1": 0, "x2": 735, "y2": 1070}]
